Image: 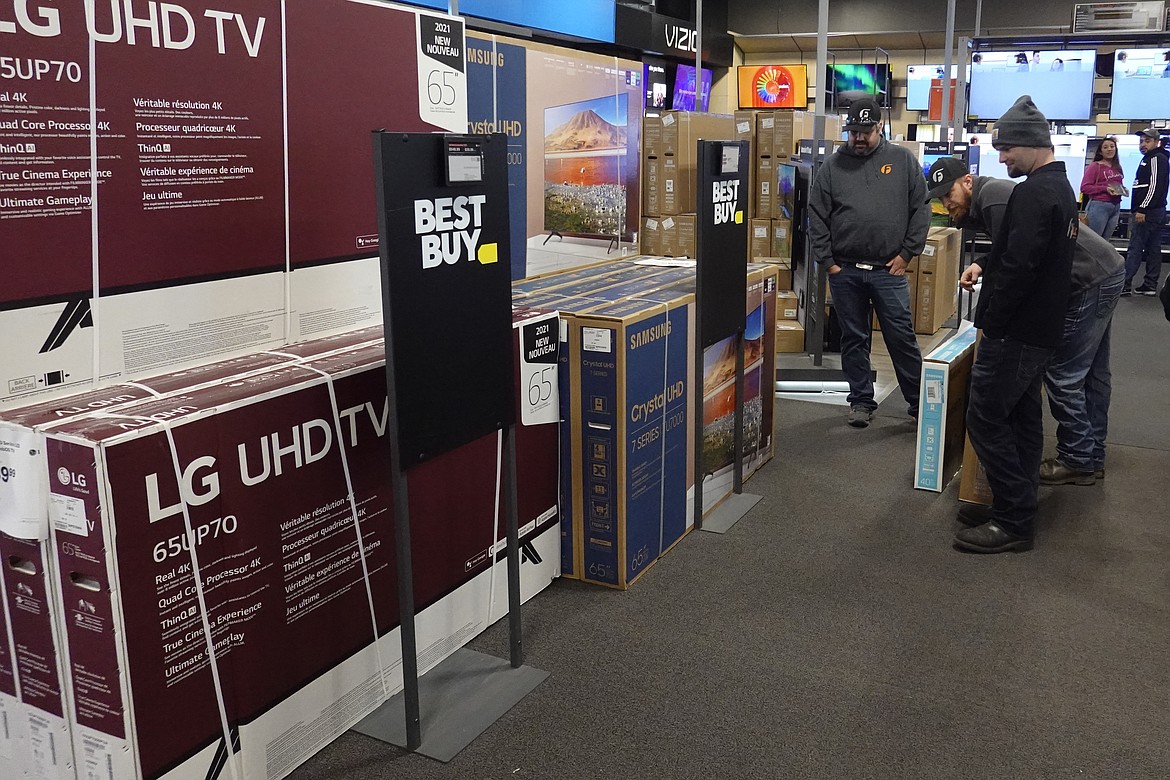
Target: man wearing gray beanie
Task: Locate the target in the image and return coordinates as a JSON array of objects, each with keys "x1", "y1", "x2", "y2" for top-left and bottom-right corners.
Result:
[{"x1": 954, "y1": 95, "x2": 1078, "y2": 554}]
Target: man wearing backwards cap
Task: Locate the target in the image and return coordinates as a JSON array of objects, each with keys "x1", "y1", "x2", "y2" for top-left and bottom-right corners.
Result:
[
  {"x1": 927, "y1": 156, "x2": 1125, "y2": 498},
  {"x1": 807, "y1": 97, "x2": 929, "y2": 428},
  {"x1": 946, "y1": 95, "x2": 1078, "y2": 553},
  {"x1": 1122, "y1": 127, "x2": 1168, "y2": 296}
]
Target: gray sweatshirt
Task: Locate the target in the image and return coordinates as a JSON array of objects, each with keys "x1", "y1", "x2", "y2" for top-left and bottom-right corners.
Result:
[
  {"x1": 807, "y1": 136, "x2": 930, "y2": 268},
  {"x1": 960, "y1": 176, "x2": 1124, "y2": 291}
]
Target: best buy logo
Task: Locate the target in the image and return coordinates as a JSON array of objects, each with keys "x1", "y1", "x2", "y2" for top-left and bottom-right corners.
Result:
[{"x1": 414, "y1": 195, "x2": 498, "y2": 269}]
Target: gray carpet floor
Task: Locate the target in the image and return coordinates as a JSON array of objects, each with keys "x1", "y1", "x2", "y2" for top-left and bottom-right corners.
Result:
[{"x1": 289, "y1": 286, "x2": 1170, "y2": 780}]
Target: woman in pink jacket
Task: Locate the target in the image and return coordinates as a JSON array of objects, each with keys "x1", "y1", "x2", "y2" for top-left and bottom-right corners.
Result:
[{"x1": 1080, "y1": 137, "x2": 1126, "y2": 238}]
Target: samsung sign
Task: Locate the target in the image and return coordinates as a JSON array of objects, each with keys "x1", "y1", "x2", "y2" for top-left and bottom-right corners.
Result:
[{"x1": 402, "y1": 0, "x2": 616, "y2": 43}]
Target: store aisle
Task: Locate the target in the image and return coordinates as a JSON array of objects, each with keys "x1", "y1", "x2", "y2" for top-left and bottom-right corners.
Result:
[{"x1": 290, "y1": 290, "x2": 1169, "y2": 780}]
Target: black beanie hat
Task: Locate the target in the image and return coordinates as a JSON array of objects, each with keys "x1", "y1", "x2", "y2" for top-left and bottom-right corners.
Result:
[{"x1": 991, "y1": 95, "x2": 1052, "y2": 149}]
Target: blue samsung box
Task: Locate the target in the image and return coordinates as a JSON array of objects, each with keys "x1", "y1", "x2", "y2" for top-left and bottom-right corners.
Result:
[{"x1": 571, "y1": 295, "x2": 693, "y2": 588}]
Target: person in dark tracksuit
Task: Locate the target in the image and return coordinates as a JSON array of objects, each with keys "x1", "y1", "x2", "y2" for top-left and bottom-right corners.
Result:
[
  {"x1": 927, "y1": 157, "x2": 1126, "y2": 489},
  {"x1": 1122, "y1": 127, "x2": 1169, "y2": 296},
  {"x1": 807, "y1": 98, "x2": 930, "y2": 428},
  {"x1": 950, "y1": 96, "x2": 1079, "y2": 554}
]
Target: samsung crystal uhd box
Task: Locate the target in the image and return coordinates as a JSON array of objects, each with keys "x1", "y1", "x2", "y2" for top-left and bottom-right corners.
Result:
[
  {"x1": 914, "y1": 322, "x2": 977, "y2": 492},
  {"x1": 568, "y1": 295, "x2": 694, "y2": 588}
]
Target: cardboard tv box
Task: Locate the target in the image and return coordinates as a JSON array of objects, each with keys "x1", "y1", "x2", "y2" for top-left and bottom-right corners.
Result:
[
  {"x1": 914, "y1": 322, "x2": 977, "y2": 492},
  {"x1": 914, "y1": 226, "x2": 962, "y2": 335},
  {"x1": 36, "y1": 338, "x2": 559, "y2": 780},
  {"x1": 567, "y1": 295, "x2": 695, "y2": 588},
  {"x1": 644, "y1": 111, "x2": 736, "y2": 158},
  {"x1": 776, "y1": 320, "x2": 806, "y2": 353},
  {"x1": 641, "y1": 217, "x2": 664, "y2": 255},
  {"x1": 660, "y1": 215, "x2": 697, "y2": 258},
  {"x1": 0, "y1": 531, "x2": 75, "y2": 780}
]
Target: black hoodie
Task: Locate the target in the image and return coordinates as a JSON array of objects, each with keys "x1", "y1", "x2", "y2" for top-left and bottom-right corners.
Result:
[
  {"x1": 807, "y1": 136, "x2": 930, "y2": 267},
  {"x1": 1131, "y1": 145, "x2": 1169, "y2": 213}
]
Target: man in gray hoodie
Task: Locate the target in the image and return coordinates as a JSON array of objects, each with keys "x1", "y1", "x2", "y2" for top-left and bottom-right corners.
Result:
[
  {"x1": 928, "y1": 156, "x2": 1126, "y2": 489},
  {"x1": 808, "y1": 98, "x2": 930, "y2": 428}
]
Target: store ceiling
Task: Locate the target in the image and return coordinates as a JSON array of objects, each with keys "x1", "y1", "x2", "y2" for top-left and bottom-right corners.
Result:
[{"x1": 731, "y1": 26, "x2": 1068, "y2": 54}]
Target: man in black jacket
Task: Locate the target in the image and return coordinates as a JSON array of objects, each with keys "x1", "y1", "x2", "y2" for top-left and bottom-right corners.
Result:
[
  {"x1": 807, "y1": 98, "x2": 930, "y2": 428},
  {"x1": 952, "y1": 96, "x2": 1078, "y2": 553},
  {"x1": 1122, "y1": 127, "x2": 1169, "y2": 296},
  {"x1": 928, "y1": 157, "x2": 1125, "y2": 488}
]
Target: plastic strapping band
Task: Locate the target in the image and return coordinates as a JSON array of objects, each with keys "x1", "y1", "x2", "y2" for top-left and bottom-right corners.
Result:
[
  {"x1": 486, "y1": 429, "x2": 504, "y2": 624},
  {"x1": 301, "y1": 366, "x2": 389, "y2": 700},
  {"x1": 280, "y1": 0, "x2": 293, "y2": 347},
  {"x1": 88, "y1": 30, "x2": 100, "y2": 394},
  {"x1": 98, "y1": 412, "x2": 241, "y2": 780},
  {"x1": 119, "y1": 382, "x2": 163, "y2": 397}
]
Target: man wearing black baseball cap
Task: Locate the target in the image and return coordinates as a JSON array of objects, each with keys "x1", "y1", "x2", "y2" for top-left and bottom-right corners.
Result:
[
  {"x1": 808, "y1": 97, "x2": 929, "y2": 428},
  {"x1": 927, "y1": 155, "x2": 1124, "y2": 495},
  {"x1": 1123, "y1": 126, "x2": 1168, "y2": 296},
  {"x1": 945, "y1": 96, "x2": 1078, "y2": 553}
]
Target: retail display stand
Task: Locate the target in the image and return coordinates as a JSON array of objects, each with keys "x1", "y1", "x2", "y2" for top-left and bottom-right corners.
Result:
[
  {"x1": 694, "y1": 139, "x2": 761, "y2": 534},
  {"x1": 354, "y1": 132, "x2": 546, "y2": 760}
]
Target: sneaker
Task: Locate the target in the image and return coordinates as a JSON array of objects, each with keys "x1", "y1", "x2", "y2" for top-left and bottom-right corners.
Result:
[
  {"x1": 1135, "y1": 284, "x2": 1158, "y2": 296},
  {"x1": 847, "y1": 405, "x2": 874, "y2": 428},
  {"x1": 1120, "y1": 286, "x2": 1133, "y2": 297},
  {"x1": 1039, "y1": 458, "x2": 1096, "y2": 486}
]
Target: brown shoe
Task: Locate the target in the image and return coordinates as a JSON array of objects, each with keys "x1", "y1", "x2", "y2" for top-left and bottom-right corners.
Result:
[{"x1": 1039, "y1": 458, "x2": 1095, "y2": 486}]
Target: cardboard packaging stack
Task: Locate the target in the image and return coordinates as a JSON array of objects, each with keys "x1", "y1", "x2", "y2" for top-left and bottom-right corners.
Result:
[
  {"x1": 0, "y1": 321, "x2": 561, "y2": 780},
  {"x1": 642, "y1": 112, "x2": 737, "y2": 237},
  {"x1": 513, "y1": 258, "x2": 778, "y2": 589}
]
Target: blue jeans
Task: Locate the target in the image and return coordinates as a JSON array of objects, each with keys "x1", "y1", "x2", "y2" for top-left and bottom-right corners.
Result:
[
  {"x1": 828, "y1": 264, "x2": 922, "y2": 411},
  {"x1": 1043, "y1": 269, "x2": 1125, "y2": 472},
  {"x1": 1125, "y1": 207, "x2": 1166, "y2": 288},
  {"x1": 1085, "y1": 200, "x2": 1120, "y2": 239},
  {"x1": 966, "y1": 336, "x2": 1054, "y2": 537}
]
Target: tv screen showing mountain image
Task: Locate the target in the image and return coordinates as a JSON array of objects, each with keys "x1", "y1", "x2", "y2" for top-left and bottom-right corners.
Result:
[{"x1": 543, "y1": 94, "x2": 629, "y2": 238}]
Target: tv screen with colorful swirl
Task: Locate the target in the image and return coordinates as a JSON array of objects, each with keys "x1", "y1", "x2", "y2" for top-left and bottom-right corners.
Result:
[{"x1": 737, "y1": 64, "x2": 809, "y2": 109}]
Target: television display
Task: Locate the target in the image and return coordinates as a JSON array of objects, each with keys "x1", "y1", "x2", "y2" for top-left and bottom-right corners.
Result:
[
  {"x1": 968, "y1": 49, "x2": 1096, "y2": 120},
  {"x1": 776, "y1": 163, "x2": 797, "y2": 219},
  {"x1": 644, "y1": 60, "x2": 669, "y2": 110},
  {"x1": 543, "y1": 93, "x2": 629, "y2": 238},
  {"x1": 736, "y1": 65, "x2": 809, "y2": 109},
  {"x1": 970, "y1": 133, "x2": 1087, "y2": 197},
  {"x1": 825, "y1": 63, "x2": 891, "y2": 108},
  {"x1": 671, "y1": 64, "x2": 712, "y2": 112},
  {"x1": 906, "y1": 64, "x2": 956, "y2": 111},
  {"x1": 1110, "y1": 48, "x2": 1170, "y2": 120}
]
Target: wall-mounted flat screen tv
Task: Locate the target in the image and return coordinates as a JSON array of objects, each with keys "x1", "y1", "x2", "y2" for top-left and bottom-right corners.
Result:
[
  {"x1": 825, "y1": 63, "x2": 891, "y2": 108},
  {"x1": 1110, "y1": 48, "x2": 1170, "y2": 120},
  {"x1": 906, "y1": 64, "x2": 957, "y2": 111},
  {"x1": 543, "y1": 93, "x2": 629, "y2": 239},
  {"x1": 672, "y1": 64, "x2": 713, "y2": 112},
  {"x1": 968, "y1": 49, "x2": 1096, "y2": 120},
  {"x1": 736, "y1": 64, "x2": 809, "y2": 109}
]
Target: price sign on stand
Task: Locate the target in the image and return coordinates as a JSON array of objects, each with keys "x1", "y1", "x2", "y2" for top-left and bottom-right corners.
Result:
[
  {"x1": 416, "y1": 12, "x2": 468, "y2": 132},
  {"x1": 518, "y1": 312, "x2": 559, "y2": 426}
]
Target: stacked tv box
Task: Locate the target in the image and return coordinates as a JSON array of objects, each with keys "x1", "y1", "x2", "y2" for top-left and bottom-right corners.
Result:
[
  {"x1": 513, "y1": 258, "x2": 778, "y2": 589},
  {"x1": 0, "y1": 318, "x2": 560, "y2": 780}
]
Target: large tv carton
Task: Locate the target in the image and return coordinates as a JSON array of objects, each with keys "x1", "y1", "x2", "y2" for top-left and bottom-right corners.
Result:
[
  {"x1": 641, "y1": 217, "x2": 664, "y2": 255},
  {"x1": 914, "y1": 322, "x2": 977, "y2": 492},
  {"x1": 660, "y1": 215, "x2": 696, "y2": 258},
  {"x1": 37, "y1": 336, "x2": 559, "y2": 780},
  {"x1": 750, "y1": 219, "x2": 773, "y2": 261},
  {"x1": 644, "y1": 111, "x2": 736, "y2": 158},
  {"x1": 0, "y1": 566, "x2": 22, "y2": 778},
  {"x1": 958, "y1": 435, "x2": 994, "y2": 506},
  {"x1": 0, "y1": 531, "x2": 75, "y2": 780},
  {"x1": 754, "y1": 155, "x2": 775, "y2": 218},
  {"x1": 914, "y1": 226, "x2": 962, "y2": 335},
  {"x1": 776, "y1": 320, "x2": 805, "y2": 353},
  {"x1": 567, "y1": 295, "x2": 694, "y2": 588}
]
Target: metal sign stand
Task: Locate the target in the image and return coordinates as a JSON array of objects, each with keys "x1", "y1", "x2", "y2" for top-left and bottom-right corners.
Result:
[
  {"x1": 352, "y1": 131, "x2": 546, "y2": 762},
  {"x1": 693, "y1": 139, "x2": 761, "y2": 535}
]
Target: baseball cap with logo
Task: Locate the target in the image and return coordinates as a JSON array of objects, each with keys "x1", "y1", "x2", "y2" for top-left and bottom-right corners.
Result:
[
  {"x1": 845, "y1": 98, "x2": 882, "y2": 131},
  {"x1": 926, "y1": 157, "x2": 970, "y2": 199}
]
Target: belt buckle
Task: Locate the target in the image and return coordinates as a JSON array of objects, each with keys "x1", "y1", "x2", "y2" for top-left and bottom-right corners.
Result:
[{"x1": 855, "y1": 262, "x2": 876, "y2": 271}]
